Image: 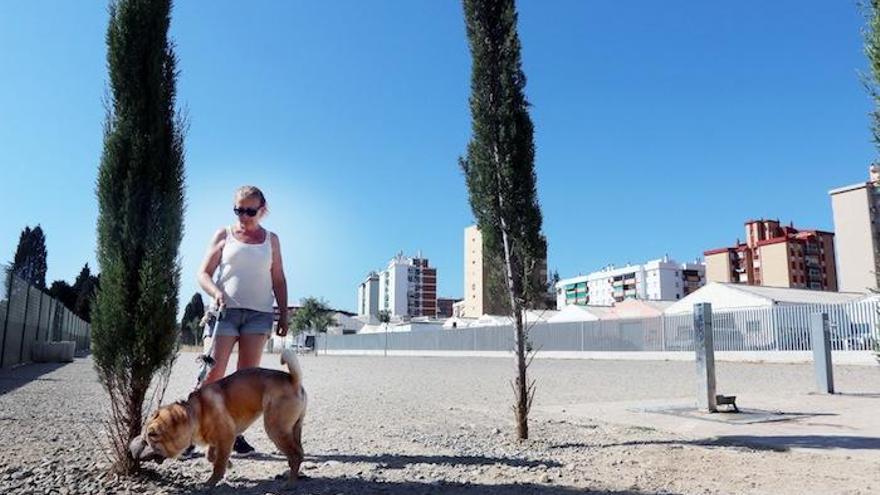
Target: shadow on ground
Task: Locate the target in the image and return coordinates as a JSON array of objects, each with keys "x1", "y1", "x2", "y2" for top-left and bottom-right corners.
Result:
[
  {"x1": 141, "y1": 471, "x2": 664, "y2": 495},
  {"x1": 833, "y1": 392, "x2": 880, "y2": 399},
  {"x1": 138, "y1": 450, "x2": 659, "y2": 494},
  {"x1": 310, "y1": 453, "x2": 562, "y2": 469},
  {"x1": 586, "y1": 434, "x2": 880, "y2": 452},
  {"x1": 0, "y1": 361, "x2": 68, "y2": 396}
]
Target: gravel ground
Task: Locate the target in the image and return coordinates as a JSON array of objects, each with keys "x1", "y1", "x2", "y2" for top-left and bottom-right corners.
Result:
[{"x1": 0, "y1": 352, "x2": 878, "y2": 494}]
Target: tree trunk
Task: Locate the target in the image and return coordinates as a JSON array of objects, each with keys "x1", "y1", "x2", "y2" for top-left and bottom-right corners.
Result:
[
  {"x1": 498, "y1": 210, "x2": 529, "y2": 440},
  {"x1": 513, "y1": 301, "x2": 528, "y2": 439}
]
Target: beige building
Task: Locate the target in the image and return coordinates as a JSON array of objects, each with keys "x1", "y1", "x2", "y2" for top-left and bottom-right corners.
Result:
[
  {"x1": 829, "y1": 165, "x2": 880, "y2": 293},
  {"x1": 463, "y1": 225, "x2": 499, "y2": 317},
  {"x1": 704, "y1": 219, "x2": 838, "y2": 291},
  {"x1": 462, "y1": 225, "x2": 547, "y2": 317}
]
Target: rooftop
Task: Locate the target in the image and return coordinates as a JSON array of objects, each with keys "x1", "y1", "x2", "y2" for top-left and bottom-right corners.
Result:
[
  {"x1": 665, "y1": 282, "x2": 866, "y2": 314},
  {"x1": 722, "y1": 283, "x2": 864, "y2": 305}
]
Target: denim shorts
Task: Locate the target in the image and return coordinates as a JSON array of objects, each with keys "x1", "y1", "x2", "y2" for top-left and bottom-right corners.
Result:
[{"x1": 209, "y1": 308, "x2": 274, "y2": 337}]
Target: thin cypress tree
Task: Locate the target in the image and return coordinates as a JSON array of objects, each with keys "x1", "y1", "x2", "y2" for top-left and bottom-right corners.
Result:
[
  {"x1": 862, "y1": 0, "x2": 880, "y2": 361},
  {"x1": 91, "y1": 0, "x2": 186, "y2": 473},
  {"x1": 460, "y1": 0, "x2": 547, "y2": 440},
  {"x1": 863, "y1": 0, "x2": 880, "y2": 289}
]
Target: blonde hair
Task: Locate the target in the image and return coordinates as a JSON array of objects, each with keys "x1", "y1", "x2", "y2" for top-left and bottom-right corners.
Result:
[{"x1": 234, "y1": 185, "x2": 269, "y2": 214}]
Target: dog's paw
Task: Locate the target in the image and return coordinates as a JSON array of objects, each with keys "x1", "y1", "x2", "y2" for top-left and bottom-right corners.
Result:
[
  {"x1": 282, "y1": 475, "x2": 309, "y2": 491},
  {"x1": 275, "y1": 471, "x2": 309, "y2": 483},
  {"x1": 204, "y1": 475, "x2": 223, "y2": 488}
]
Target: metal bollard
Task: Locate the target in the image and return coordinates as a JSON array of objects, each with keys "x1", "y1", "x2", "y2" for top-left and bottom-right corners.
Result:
[
  {"x1": 694, "y1": 303, "x2": 717, "y2": 412},
  {"x1": 810, "y1": 313, "x2": 834, "y2": 394}
]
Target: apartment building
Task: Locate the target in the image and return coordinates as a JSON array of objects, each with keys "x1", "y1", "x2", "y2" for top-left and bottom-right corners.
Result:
[
  {"x1": 829, "y1": 165, "x2": 880, "y2": 292},
  {"x1": 704, "y1": 219, "x2": 837, "y2": 291},
  {"x1": 462, "y1": 225, "x2": 548, "y2": 317},
  {"x1": 555, "y1": 256, "x2": 705, "y2": 308},
  {"x1": 358, "y1": 252, "x2": 437, "y2": 319},
  {"x1": 437, "y1": 297, "x2": 462, "y2": 318},
  {"x1": 357, "y1": 271, "x2": 380, "y2": 317}
]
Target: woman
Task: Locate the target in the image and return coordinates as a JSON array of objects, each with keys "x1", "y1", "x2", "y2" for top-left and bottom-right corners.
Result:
[{"x1": 197, "y1": 185, "x2": 289, "y2": 454}]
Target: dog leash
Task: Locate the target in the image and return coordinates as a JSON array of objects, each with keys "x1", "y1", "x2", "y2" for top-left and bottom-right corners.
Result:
[{"x1": 194, "y1": 304, "x2": 225, "y2": 390}]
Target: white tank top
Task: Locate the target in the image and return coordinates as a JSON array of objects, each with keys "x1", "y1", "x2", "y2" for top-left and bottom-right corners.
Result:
[{"x1": 216, "y1": 226, "x2": 275, "y2": 313}]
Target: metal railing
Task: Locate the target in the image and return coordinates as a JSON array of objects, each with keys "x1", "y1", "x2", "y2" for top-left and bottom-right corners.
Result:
[
  {"x1": 320, "y1": 299, "x2": 879, "y2": 354},
  {"x1": 0, "y1": 271, "x2": 91, "y2": 369}
]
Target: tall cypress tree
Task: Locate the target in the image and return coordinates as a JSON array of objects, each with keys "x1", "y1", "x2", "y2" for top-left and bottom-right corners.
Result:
[
  {"x1": 73, "y1": 264, "x2": 99, "y2": 322},
  {"x1": 10, "y1": 225, "x2": 48, "y2": 289},
  {"x1": 72, "y1": 263, "x2": 92, "y2": 295},
  {"x1": 180, "y1": 293, "x2": 204, "y2": 345},
  {"x1": 91, "y1": 0, "x2": 185, "y2": 472},
  {"x1": 460, "y1": 0, "x2": 546, "y2": 439}
]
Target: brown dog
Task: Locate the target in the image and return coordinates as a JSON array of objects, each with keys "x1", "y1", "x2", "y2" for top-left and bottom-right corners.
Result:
[{"x1": 140, "y1": 349, "x2": 306, "y2": 486}]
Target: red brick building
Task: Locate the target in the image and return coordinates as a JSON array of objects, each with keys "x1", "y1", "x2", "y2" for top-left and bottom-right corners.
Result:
[{"x1": 704, "y1": 219, "x2": 838, "y2": 291}]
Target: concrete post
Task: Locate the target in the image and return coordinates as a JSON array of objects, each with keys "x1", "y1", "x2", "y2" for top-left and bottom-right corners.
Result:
[
  {"x1": 810, "y1": 313, "x2": 834, "y2": 394},
  {"x1": 17, "y1": 283, "x2": 32, "y2": 365},
  {"x1": 694, "y1": 303, "x2": 717, "y2": 412}
]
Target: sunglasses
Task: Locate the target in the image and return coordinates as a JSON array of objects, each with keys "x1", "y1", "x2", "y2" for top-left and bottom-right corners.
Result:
[{"x1": 233, "y1": 207, "x2": 260, "y2": 217}]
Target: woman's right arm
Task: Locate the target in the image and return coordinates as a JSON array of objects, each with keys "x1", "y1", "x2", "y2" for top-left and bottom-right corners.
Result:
[{"x1": 197, "y1": 228, "x2": 227, "y2": 308}]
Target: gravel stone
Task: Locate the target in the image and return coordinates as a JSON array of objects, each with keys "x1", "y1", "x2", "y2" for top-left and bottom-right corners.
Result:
[{"x1": 0, "y1": 353, "x2": 878, "y2": 494}]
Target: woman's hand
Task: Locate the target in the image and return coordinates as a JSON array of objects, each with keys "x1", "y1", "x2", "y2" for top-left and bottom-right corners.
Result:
[
  {"x1": 213, "y1": 291, "x2": 226, "y2": 310},
  {"x1": 276, "y1": 317, "x2": 289, "y2": 337}
]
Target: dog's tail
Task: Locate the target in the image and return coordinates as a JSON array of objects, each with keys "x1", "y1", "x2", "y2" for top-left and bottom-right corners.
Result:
[{"x1": 280, "y1": 349, "x2": 303, "y2": 390}]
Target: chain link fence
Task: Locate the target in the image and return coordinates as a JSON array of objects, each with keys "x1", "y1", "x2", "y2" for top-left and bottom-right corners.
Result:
[{"x1": 0, "y1": 268, "x2": 91, "y2": 369}]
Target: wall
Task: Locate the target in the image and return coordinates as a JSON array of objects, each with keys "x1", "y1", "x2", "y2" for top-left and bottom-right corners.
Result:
[
  {"x1": 463, "y1": 225, "x2": 483, "y2": 317},
  {"x1": 0, "y1": 274, "x2": 91, "y2": 369},
  {"x1": 831, "y1": 185, "x2": 876, "y2": 292},
  {"x1": 705, "y1": 252, "x2": 732, "y2": 283},
  {"x1": 758, "y1": 242, "x2": 790, "y2": 288}
]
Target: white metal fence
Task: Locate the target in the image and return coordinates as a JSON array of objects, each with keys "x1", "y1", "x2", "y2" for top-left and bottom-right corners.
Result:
[{"x1": 320, "y1": 300, "x2": 879, "y2": 354}]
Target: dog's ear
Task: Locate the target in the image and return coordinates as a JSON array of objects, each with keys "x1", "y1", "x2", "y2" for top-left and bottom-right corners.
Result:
[{"x1": 168, "y1": 402, "x2": 189, "y2": 426}]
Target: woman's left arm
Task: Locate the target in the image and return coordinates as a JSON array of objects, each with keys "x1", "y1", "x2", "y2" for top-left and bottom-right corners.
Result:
[{"x1": 270, "y1": 233, "x2": 289, "y2": 336}]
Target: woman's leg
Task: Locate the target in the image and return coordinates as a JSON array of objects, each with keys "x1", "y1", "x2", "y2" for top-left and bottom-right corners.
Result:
[
  {"x1": 204, "y1": 336, "x2": 238, "y2": 385},
  {"x1": 237, "y1": 333, "x2": 268, "y2": 370}
]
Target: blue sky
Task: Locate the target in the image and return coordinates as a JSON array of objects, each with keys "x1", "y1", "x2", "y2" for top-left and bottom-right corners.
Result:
[{"x1": 0, "y1": 1, "x2": 875, "y2": 313}]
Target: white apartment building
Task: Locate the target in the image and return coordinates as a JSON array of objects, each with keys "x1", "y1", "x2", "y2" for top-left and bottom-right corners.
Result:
[
  {"x1": 357, "y1": 271, "x2": 380, "y2": 317},
  {"x1": 556, "y1": 256, "x2": 705, "y2": 308},
  {"x1": 358, "y1": 252, "x2": 438, "y2": 319},
  {"x1": 829, "y1": 165, "x2": 880, "y2": 293}
]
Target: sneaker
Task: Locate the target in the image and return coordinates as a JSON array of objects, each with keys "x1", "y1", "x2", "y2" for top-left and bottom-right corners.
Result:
[{"x1": 233, "y1": 435, "x2": 256, "y2": 455}]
